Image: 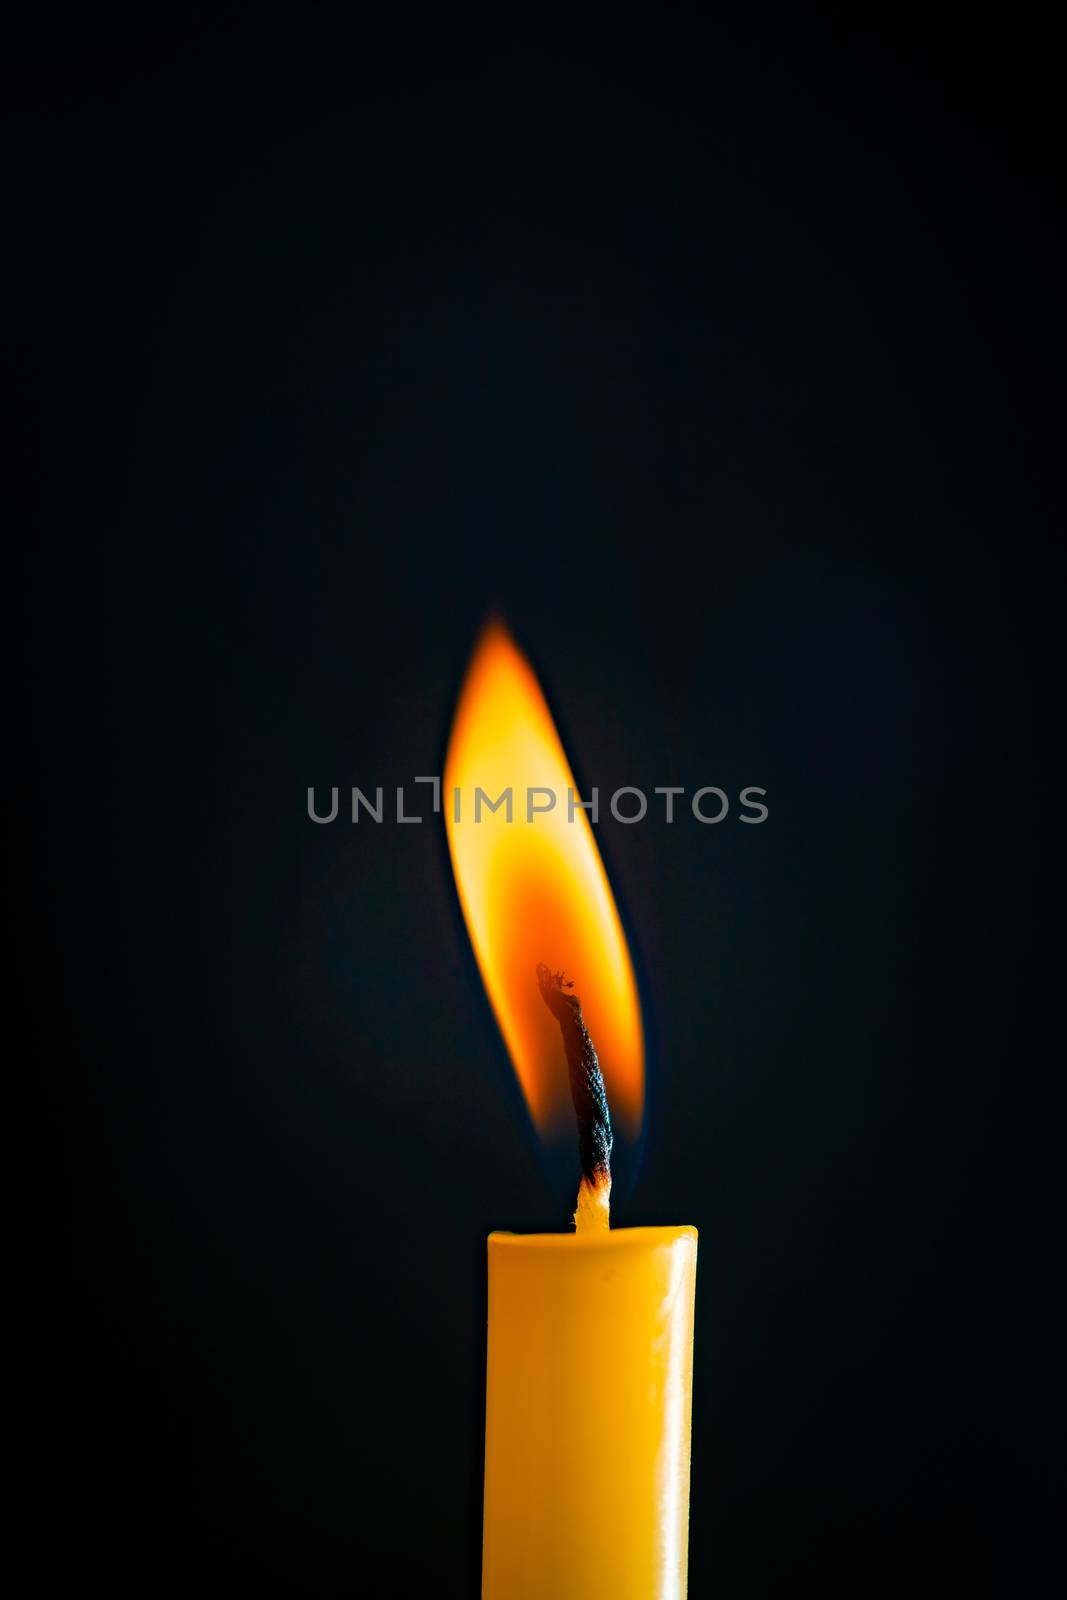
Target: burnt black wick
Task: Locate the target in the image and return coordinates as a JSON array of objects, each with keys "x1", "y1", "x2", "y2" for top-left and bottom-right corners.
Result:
[{"x1": 535, "y1": 962, "x2": 613, "y2": 1194}]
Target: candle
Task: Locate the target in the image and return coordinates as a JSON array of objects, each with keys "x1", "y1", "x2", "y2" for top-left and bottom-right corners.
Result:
[
  {"x1": 483, "y1": 1224, "x2": 698, "y2": 1599},
  {"x1": 445, "y1": 621, "x2": 698, "y2": 1599}
]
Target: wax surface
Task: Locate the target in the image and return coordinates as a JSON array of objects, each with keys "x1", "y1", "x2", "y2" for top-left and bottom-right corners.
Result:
[{"x1": 482, "y1": 1226, "x2": 698, "y2": 1600}]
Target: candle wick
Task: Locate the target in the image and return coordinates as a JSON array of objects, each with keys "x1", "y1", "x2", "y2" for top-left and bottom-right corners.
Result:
[{"x1": 535, "y1": 963, "x2": 613, "y2": 1231}]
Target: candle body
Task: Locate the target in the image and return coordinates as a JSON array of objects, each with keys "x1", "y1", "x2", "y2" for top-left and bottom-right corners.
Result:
[{"x1": 482, "y1": 1225, "x2": 698, "y2": 1600}]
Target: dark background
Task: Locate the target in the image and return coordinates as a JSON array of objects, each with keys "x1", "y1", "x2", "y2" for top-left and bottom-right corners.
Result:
[{"x1": 22, "y1": 9, "x2": 1059, "y2": 1595}]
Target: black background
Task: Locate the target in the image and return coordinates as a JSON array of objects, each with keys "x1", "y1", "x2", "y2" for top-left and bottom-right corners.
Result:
[{"x1": 23, "y1": 9, "x2": 1059, "y2": 1595}]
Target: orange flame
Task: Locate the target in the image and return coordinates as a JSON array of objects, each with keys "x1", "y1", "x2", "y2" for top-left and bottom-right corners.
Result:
[{"x1": 444, "y1": 621, "x2": 644, "y2": 1138}]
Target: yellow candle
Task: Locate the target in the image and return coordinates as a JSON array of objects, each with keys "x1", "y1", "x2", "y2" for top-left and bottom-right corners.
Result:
[
  {"x1": 482, "y1": 1224, "x2": 698, "y2": 1600},
  {"x1": 443, "y1": 621, "x2": 699, "y2": 1595}
]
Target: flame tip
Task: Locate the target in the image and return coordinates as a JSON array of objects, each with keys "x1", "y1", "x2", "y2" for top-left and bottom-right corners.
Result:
[{"x1": 477, "y1": 612, "x2": 512, "y2": 645}]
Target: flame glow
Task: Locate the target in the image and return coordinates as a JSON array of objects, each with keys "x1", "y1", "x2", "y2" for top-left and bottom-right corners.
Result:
[{"x1": 444, "y1": 621, "x2": 644, "y2": 1138}]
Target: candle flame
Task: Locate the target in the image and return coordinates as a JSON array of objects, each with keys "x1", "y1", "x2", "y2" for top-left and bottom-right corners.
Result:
[{"x1": 444, "y1": 621, "x2": 644, "y2": 1140}]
